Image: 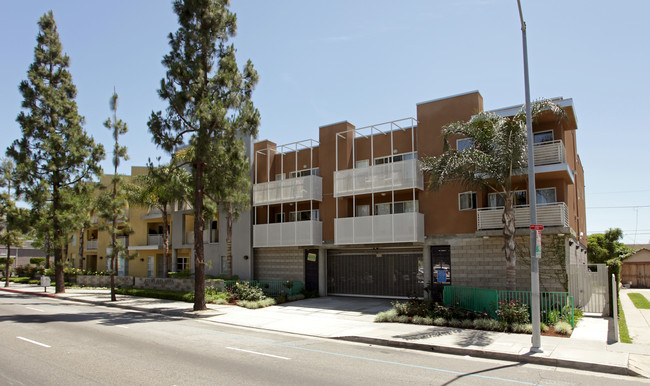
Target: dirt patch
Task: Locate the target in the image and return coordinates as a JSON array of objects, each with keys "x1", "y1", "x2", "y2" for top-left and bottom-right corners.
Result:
[{"x1": 541, "y1": 326, "x2": 570, "y2": 338}]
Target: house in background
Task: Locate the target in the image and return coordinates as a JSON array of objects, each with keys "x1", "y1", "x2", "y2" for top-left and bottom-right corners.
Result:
[
  {"x1": 622, "y1": 247, "x2": 650, "y2": 288},
  {"x1": 251, "y1": 91, "x2": 587, "y2": 298}
]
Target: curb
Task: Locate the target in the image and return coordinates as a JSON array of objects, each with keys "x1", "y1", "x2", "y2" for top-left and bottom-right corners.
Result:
[
  {"x1": 336, "y1": 336, "x2": 640, "y2": 377},
  {"x1": 2, "y1": 287, "x2": 644, "y2": 378}
]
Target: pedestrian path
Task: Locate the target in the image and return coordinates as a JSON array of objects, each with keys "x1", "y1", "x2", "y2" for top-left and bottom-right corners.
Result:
[{"x1": 2, "y1": 283, "x2": 650, "y2": 379}]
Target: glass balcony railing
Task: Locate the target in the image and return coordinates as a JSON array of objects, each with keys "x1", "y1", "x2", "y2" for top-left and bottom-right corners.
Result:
[
  {"x1": 334, "y1": 158, "x2": 423, "y2": 197},
  {"x1": 253, "y1": 175, "x2": 322, "y2": 206}
]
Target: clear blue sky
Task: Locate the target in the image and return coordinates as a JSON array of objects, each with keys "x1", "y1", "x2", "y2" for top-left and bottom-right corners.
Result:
[{"x1": 1, "y1": 1, "x2": 649, "y2": 245}]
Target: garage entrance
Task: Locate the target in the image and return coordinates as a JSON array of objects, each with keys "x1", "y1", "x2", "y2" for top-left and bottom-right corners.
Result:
[{"x1": 327, "y1": 250, "x2": 423, "y2": 298}]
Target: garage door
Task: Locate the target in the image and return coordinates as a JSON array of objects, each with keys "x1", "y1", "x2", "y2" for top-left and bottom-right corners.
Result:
[{"x1": 327, "y1": 250, "x2": 423, "y2": 298}]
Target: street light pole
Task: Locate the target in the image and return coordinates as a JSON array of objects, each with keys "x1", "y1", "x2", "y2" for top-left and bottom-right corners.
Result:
[{"x1": 517, "y1": 0, "x2": 542, "y2": 353}]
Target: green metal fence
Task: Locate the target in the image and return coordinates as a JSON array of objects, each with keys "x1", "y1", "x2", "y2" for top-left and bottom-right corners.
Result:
[
  {"x1": 443, "y1": 286, "x2": 575, "y2": 327},
  {"x1": 223, "y1": 280, "x2": 303, "y2": 297}
]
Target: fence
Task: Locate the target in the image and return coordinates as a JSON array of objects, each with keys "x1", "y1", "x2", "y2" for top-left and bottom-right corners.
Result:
[
  {"x1": 443, "y1": 286, "x2": 575, "y2": 327},
  {"x1": 223, "y1": 280, "x2": 304, "y2": 297},
  {"x1": 568, "y1": 263, "x2": 609, "y2": 316}
]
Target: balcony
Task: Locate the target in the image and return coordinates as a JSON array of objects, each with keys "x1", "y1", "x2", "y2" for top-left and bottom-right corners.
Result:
[
  {"x1": 85, "y1": 239, "x2": 98, "y2": 250},
  {"x1": 253, "y1": 221, "x2": 322, "y2": 247},
  {"x1": 147, "y1": 234, "x2": 163, "y2": 247},
  {"x1": 334, "y1": 212, "x2": 424, "y2": 245},
  {"x1": 476, "y1": 202, "x2": 569, "y2": 230},
  {"x1": 253, "y1": 175, "x2": 322, "y2": 206},
  {"x1": 334, "y1": 158, "x2": 424, "y2": 197},
  {"x1": 531, "y1": 140, "x2": 573, "y2": 184}
]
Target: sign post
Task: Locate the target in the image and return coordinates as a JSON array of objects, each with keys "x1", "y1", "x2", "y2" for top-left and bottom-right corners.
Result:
[{"x1": 40, "y1": 276, "x2": 51, "y2": 292}]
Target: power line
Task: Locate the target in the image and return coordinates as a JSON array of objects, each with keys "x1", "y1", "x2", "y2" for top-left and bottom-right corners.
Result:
[{"x1": 587, "y1": 205, "x2": 650, "y2": 209}]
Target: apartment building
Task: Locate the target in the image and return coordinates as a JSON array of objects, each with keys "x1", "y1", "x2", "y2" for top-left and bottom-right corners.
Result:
[
  {"x1": 66, "y1": 165, "x2": 254, "y2": 280},
  {"x1": 252, "y1": 91, "x2": 587, "y2": 298}
]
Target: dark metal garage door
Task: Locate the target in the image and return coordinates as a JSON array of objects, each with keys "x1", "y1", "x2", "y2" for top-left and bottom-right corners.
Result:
[{"x1": 327, "y1": 250, "x2": 423, "y2": 298}]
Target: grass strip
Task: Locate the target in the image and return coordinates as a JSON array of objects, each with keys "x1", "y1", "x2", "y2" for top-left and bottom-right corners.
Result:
[
  {"x1": 628, "y1": 293, "x2": 650, "y2": 309},
  {"x1": 618, "y1": 297, "x2": 632, "y2": 343},
  {"x1": 116, "y1": 288, "x2": 194, "y2": 302}
]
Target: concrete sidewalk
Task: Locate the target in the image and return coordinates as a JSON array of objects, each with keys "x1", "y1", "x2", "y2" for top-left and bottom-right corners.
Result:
[{"x1": 2, "y1": 283, "x2": 650, "y2": 379}]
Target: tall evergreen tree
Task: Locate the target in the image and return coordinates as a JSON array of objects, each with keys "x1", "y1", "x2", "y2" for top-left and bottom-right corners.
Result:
[
  {"x1": 0, "y1": 159, "x2": 23, "y2": 287},
  {"x1": 98, "y1": 91, "x2": 131, "y2": 301},
  {"x1": 149, "y1": 0, "x2": 260, "y2": 310},
  {"x1": 7, "y1": 11, "x2": 105, "y2": 293}
]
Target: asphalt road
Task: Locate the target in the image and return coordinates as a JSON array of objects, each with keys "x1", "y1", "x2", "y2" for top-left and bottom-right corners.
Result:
[{"x1": 0, "y1": 292, "x2": 646, "y2": 385}]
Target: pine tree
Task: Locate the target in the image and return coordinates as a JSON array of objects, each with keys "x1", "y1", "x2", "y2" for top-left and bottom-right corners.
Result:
[
  {"x1": 0, "y1": 159, "x2": 24, "y2": 287},
  {"x1": 7, "y1": 11, "x2": 105, "y2": 293},
  {"x1": 98, "y1": 91, "x2": 131, "y2": 301},
  {"x1": 149, "y1": 0, "x2": 260, "y2": 310}
]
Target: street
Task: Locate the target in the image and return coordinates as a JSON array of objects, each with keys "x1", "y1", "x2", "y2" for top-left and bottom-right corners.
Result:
[{"x1": 0, "y1": 292, "x2": 646, "y2": 385}]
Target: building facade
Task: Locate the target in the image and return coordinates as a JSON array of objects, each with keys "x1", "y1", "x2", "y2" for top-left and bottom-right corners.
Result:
[{"x1": 251, "y1": 91, "x2": 587, "y2": 298}]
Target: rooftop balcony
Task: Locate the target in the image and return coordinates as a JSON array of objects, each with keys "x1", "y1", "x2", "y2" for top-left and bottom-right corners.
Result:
[
  {"x1": 253, "y1": 175, "x2": 323, "y2": 206},
  {"x1": 476, "y1": 202, "x2": 569, "y2": 230},
  {"x1": 334, "y1": 158, "x2": 423, "y2": 197},
  {"x1": 253, "y1": 221, "x2": 322, "y2": 247},
  {"x1": 334, "y1": 212, "x2": 424, "y2": 245}
]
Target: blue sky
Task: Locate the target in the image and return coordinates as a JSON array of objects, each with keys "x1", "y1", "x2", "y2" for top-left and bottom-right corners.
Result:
[{"x1": 1, "y1": 1, "x2": 649, "y2": 245}]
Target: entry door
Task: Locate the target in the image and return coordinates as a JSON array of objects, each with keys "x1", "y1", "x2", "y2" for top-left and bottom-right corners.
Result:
[
  {"x1": 156, "y1": 255, "x2": 164, "y2": 277},
  {"x1": 305, "y1": 249, "x2": 319, "y2": 292},
  {"x1": 430, "y1": 246, "x2": 451, "y2": 301}
]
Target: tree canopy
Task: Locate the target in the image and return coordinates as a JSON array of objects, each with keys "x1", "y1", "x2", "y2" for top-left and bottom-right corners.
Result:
[{"x1": 587, "y1": 228, "x2": 634, "y2": 264}]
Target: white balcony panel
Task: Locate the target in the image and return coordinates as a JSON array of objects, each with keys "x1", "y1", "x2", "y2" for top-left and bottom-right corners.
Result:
[
  {"x1": 477, "y1": 202, "x2": 569, "y2": 230},
  {"x1": 533, "y1": 140, "x2": 566, "y2": 166},
  {"x1": 85, "y1": 239, "x2": 98, "y2": 250},
  {"x1": 334, "y1": 212, "x2": 424, "y2": 245},
  {"x1": 334, "y1": 158, "x2": 423, "y2": 197},
  {"x1": 253, "y1": 221, "x2": 322, "y2": 247},
  {"x1": 253, "y1": 175, "x2": 322, "y2": 206},
  {"x1": 148, "y1": 234, "x2": 163, "y2": 247}
]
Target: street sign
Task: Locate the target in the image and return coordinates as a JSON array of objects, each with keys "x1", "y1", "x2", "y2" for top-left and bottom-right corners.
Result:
[
  {"x1": 40, "y1": 276, "x2": 51, "y2": 292},
  {"x1": 530, "y1": 224, "x2": 543, "y2": 258}
]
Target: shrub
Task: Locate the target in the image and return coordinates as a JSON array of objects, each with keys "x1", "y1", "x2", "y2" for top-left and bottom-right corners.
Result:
[
  {"x1": 511, "y1": 323, "x2": 533, "y2": 334},
  {"x1": 396, "y1": 315, "x2": 410, "y2": 324},
  {"x1": 375, "y1": 309, "x2": 398, "y2": 323},
  {"x1": 554, "y1": 321, "x2": 573, "y2": 335},
  {"x1": 433, "y1": 317, "x2": 448, "y2": 326},
  {"x1": 461, "y1": 319, "x2": 474, "y2": 329},
  {"x1": 473, "y1": 318, "x2": 501, "y2": 331},
  {"x1": 228, "y1": 281, "x2": 266, "y2": 302},
  {"x1": 496, "y1": 300, "x2": 530, "y2": 325},
  {"x1": 448, "y1": 318, "x2": 461, "y2": 328},
  {"x1": 238, "y1": 298, "x2": 276, "y2": 309},
  {"x1": 573, "y1": 307, "x2": 584, "y2": 322},
  {"x1": 392, "y1": 299, "x2": 431, "y2": 317},
  {"x1": 540, "y1": 323, "x2": 549, "y2": 333},
  {"x1": 412, "y1": 315, "x2": 434, "y2": 325},
  {"x1": 287, "y1": 294, "x2": 305, "y2": 301},
  {"x1": 168, "y1": 270, "x2": 192, "y2": 279},
  {"x1": 30, "y1": 257, "x2": 46, "y2": 266},
  {"x1": 547, "y1": 310, "x2": 561, "y2": 325}
]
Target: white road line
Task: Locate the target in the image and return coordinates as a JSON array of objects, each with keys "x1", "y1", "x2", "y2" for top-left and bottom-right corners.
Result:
[
  {"x1": 226, "y1": 347, "x2": 290, "y2": 360},
  {"x1": 25, "y1": 306, "x2": 45, "y2": 312},
  {"x1": 17, "y1": 336, "x2": 51, "y2": 348}
]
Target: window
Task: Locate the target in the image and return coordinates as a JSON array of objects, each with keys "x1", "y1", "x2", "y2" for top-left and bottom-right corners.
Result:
[
  {"x1": 374, "y1": 152, "x2": 417, "y2": 165},
  {"x1": 356, "y1": 204, "x2": 370, "y2": 217},
  {"x1": 177, "y1": 257, "x2": 188, "y2": 272},
  {"x1": 373, "y1": 200, "x2": 418, "y2": 215},
  {"x1": 289, "y1": 209, "x2": 319, "y2": 222},
  {"x1": 458, "y1": 192, "x2": 477, "y2": 211},
  {"x1": 534, "y1": 130, "x2": 554, "y2": 144},
  {"x1": 374, "y1": 203, "x2": 392, "y2": 215},
  {"x1": 457, "y1": 138, "x2": 474, "y2": 151},
  {"x1": 355, "y1": 159, "x2": 369, "y2": 168},
  {"x1": 289, "y1": 168, "x2": 319, "y2": 178},
  {"x1": 209, "y1": 220, "x2": 218, "y2": 243},
  {"x1": 275, "y1": 173, "x2": 285, "y2": 181},
  {"x1": 274, "y1": 213, "x2": 285, "y2": 223},
  {"x1": 488, "y1": 191, "x2": 527, "y2": 208},
  {"x1": 536, "y1": 187, "x2": 556, "y2": 205},
  {"x1": 71, "y1": 234, "x2": 77, "y2": 247}
]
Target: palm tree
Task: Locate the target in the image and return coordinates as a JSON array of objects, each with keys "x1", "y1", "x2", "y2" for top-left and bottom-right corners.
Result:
[
  {"x1": 420, "y1": 100, "x2": 566, "y2": 291},
  {"x1": 128, "y1": 159, "x2": 189, "y2": 278}
]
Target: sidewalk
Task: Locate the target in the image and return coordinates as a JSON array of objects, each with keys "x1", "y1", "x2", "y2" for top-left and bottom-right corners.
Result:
[{"x1": 3, "y1": 283, "x2": 650, "y2": 379}]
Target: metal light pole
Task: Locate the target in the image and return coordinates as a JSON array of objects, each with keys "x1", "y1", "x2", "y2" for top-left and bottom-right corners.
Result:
[{"x1": 517, "y1": 0, "x2": 542, "y2": 352}]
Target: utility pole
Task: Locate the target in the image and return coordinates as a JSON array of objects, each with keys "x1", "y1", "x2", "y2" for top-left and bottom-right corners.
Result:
[{"x1": 517, "y1": 0, "x2": 542, "y2": 353}]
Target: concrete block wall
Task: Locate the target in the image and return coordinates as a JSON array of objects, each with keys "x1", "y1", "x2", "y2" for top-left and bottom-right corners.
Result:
[
  {"x1": 442, "y1": 233, "x2": 568, "y2": 292},
  {"x1": 253, "y1": 247, "x2": 304, "y2": 282}
]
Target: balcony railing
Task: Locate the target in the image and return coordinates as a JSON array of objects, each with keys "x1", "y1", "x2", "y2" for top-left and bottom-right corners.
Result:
[
  {"x1": 253, "y1": 175, "x2": 322, "y2": 206},
  {"x1": 147, "y1": 234, "x2": 163, "y2": 247},
  {"x1": 253, "y1": 221, "x2": 322, "y2": 247},
  {"x1": 85, "y1": 239, "x2": 98, "y2": 250},
  {"x1": 334, "y1": 212, "x2": 424, "y2": 245},
  {"x1": 533, "y1": 140, "x2": 566, "y2": 166},
  {"x1": 334, "y1": 158, "x2": 423, "y2": 197},
  {"x1": 477, "y1": 202, "x2": 569, "y2": 230}
]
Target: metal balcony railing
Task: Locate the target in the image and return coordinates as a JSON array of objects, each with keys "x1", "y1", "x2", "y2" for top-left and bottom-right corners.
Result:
[
  {"x1": 476, "y1": 202, "x2": 569, "y2": 230},
  {"x1": 253, "y1": 221, "x2": 322, "y2": 247},
  {"x1": 334, "y1": 158, "x2": 423, "y2": 197},
  {"x1": 253, "y1": 175, "x2": 322, "y2": 206},
  {"x1": 334, "y1": 212, "x2": 424, "y2": 245}
]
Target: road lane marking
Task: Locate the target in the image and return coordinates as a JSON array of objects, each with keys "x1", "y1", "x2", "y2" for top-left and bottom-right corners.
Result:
[
  {"x1": 17, "y1": 336, "x2": 51, "y2": 348},
  {"x1": 25, "y1": 306, "x2": 45, "y2": 312},
  {"x1": 226, "y1": 347, "x2": 290, "y2": 360}
]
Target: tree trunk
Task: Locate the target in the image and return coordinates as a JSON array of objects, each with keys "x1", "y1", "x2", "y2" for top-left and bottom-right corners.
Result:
[
  {"x1": 193, "y1": 161, "x2": 206, "y2": 311},
  {"x1": 78, "y1": 228, "x2": 85, "y2": 270},
  {"x1": 226, "y1": 203, "x2": 233, "y2": 278},
  {"x1": 53, "y1": 186, "x2": 65, "y2": 294},
  {"x1": 4, "y1": 244, "x2": 10, "y2": 288},
  {"x1": 161, "y1": 204, "x2": 169, "y2": 278},
  {"x1": 110, "y1": 170, "x2": 118, "y2": 302},
  {"x1": 45, "y1": 234, "x2": 50, "y2": 269},
  {"x1": 503, "y1": 194, "x2": 517, "y2": 291}
]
